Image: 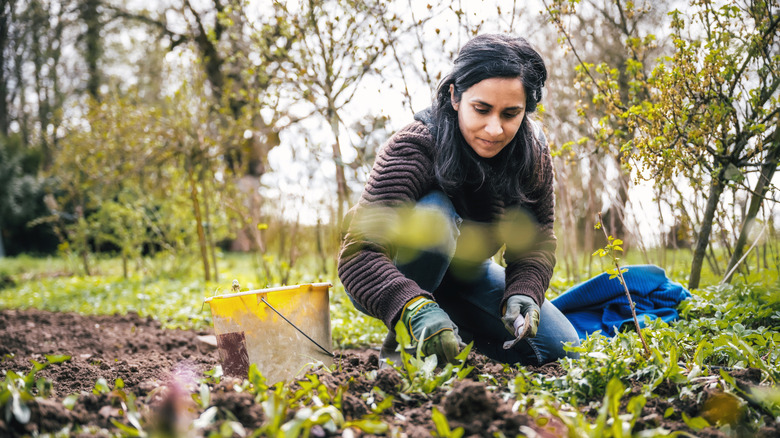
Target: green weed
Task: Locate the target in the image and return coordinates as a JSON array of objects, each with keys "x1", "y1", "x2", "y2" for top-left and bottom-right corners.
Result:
[
  {"x1": 390, "y1": 320, "x2": 474, "y2": 395},
  {"x1": 0, "y1": 355, "x2": 69, "y2": 426}
]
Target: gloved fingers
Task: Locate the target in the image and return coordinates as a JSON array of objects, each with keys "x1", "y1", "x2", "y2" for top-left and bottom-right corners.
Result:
[
  {"x1": 524, "y1": 307, "x2": 541, "y2": 338},
  {"x1": 501, "y1": 305, "x2": 520, "y2": 333},
  {"x1": 452, "y1": 326, "x2": 467, "y2": 349},
  {"x1": 439, "y1": 330, "x2": 461, "y2": 364},
  {"x1": 512, "y1": 313, "x2": 527, "y2": 337},
  {"x1": 422, "y1": 330, "x2": 460, "y2": 365},
  {"x1": 501, "y1": 314, "x2": 516, "y2": 335}
]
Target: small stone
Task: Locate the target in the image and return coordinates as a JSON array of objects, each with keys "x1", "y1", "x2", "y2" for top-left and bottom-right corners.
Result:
[{"x1": 196, "y1": 335, "x2": 218, "y2": 350}]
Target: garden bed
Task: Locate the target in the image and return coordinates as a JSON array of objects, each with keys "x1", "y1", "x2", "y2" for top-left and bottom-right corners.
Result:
[{"x1": 0, "y1": 308, "x2": 777, "y2": 437}]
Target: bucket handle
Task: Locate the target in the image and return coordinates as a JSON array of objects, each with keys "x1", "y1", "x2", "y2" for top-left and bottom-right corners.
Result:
[{"x1": 260, "y1": 297, "x2": 335, "y2": 358}]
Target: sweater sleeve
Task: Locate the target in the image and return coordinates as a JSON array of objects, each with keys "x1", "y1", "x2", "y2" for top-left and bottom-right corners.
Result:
[
  {"x1": 501, "y1": 124, "x2": 557, "y2": 310},
  {"x1": 338, "y1": 122, "x2": 437, "y2": 328}
]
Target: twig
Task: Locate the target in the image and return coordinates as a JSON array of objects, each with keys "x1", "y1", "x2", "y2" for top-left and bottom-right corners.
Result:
[
  {"x1": 720, "y1": 223, "x2": 769, "y2": 285},
  {"x1": 597, "y1": 213, "x2": 651, "y2": 357}
]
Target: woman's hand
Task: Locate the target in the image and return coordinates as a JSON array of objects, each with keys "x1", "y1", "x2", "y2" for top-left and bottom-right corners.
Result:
[
  {"x1": 502, "y1": 295, "x2": 540, "y2": 339},
  {"x1": 401, "y1": 296, "x2": 461, "y2": 364}
]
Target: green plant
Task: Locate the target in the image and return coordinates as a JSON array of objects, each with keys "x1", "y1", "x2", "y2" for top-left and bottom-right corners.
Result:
[
  {"x1": 0, "y1": 355, "x2": 70, "y2": 426},
  {"x1": 391, "y1": 320, "x2": 474, "y2": 395},
  {"x1": 431, "y1": 406, "x2": 464, "y2": 438},
  {"x1": 593, "y1": 213, "x2": 651, "y2": 356}
]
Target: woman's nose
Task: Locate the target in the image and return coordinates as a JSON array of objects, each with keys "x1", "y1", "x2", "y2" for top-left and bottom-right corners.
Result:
[{"x1": 485, "y1": 117, "x2": 503, "y2": 136}]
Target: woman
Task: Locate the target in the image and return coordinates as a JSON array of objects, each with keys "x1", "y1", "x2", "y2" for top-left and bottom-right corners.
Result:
[{"x1": 338, "y1": 34, "x2": 579, "y2": 366}]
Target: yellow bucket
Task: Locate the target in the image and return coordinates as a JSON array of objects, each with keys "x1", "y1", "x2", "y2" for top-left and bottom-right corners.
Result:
[{"x1": 204, "y1": 282, "x2": 333, "y2": 383}]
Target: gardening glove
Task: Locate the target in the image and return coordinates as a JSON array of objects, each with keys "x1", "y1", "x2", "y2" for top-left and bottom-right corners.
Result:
[
  {"x1": 501, "y1": 295, "x2": 540, "y2": 350},
  {"x1": 400, "y1": 296, "x2": 461, "y2": 365}
]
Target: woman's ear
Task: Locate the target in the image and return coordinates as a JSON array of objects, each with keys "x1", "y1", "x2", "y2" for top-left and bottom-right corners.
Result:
[{"x1": 450, "y1": 84, "x2": 459, "y2": 111}]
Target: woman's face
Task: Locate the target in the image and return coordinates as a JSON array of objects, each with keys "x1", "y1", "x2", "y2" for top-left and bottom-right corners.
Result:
[{"x1": 451, "y1": 77, "x2": 527, "y2": 158}]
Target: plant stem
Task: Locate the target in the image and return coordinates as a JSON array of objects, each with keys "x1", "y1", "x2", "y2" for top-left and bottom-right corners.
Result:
[{"x1": 598, "y1": 213, "x2": 651, "y2": 357}]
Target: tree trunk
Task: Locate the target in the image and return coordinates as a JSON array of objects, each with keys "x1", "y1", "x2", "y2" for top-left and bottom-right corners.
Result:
[
  {"x1": 689, "y1": 167, "x2": 727, "y2": 289},
  {"x1": 188, "y1": 165, "x2": 211, "y2": 282},
  {"x1": 584, "y1": 158, "x2": 599, "y2": 277},
  {"x1": 328, "y1": 107, "x2": 349, "y2": 231},
  {"x1": 316, "y1": 218, "x2": 326, "y2": 277},
  {"x1": 79, "y1": 0, "x2": 102, "y2": 100},
  {"x1": 559, "y1": 167, "x2": 579, "y2": 282},
  {"x1": 723, "y1": 138, "x2": 780, "y2": 283},
  {"x1": 202, "y1": 171, "x2": 219, "y2": 283},
  {"x1": 0, "y1": 0, "x2": 11, "y2": 137},
  {"x1": 657, "y1": 193, "x2": 666, "y2": 268}
]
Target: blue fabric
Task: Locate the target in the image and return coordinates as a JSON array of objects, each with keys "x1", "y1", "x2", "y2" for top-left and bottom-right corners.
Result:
[{"x1": 550, "y1": 265, "x2": 691, "y2": 339}]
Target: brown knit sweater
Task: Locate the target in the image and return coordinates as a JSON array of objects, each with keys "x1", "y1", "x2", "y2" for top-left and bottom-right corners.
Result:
[{"x1": 338, "y1": 120, "x2": 557, "y2": 329}]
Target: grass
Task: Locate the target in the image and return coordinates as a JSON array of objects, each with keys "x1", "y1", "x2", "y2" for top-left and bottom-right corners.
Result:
[
  {"x1": 0, "y1": 249, "x2": 775, "y2": 340},
  {"x1": 1, "y1": 251, "x2": 779, "y2": 437}
]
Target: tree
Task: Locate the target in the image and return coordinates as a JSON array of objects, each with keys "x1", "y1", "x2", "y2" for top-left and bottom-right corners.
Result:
[
  {"x1": 724, "y1": 120, "x2": 780, "y2": 283},
  {"x1": 0, "y1": 0, "x2": 13, "y2": 137},
  {"x1": 547, "y1": 0, "x2": 780, "y2": 288},
  {"x1": 543, "y1": 0, "x2": 672, "y2": 264},
  {"x1": 79, "y1": 0, "x2": 102, "y2": 99},
  {"x1": 276, "y1": 0, "x2": 397, "y2": 229}
]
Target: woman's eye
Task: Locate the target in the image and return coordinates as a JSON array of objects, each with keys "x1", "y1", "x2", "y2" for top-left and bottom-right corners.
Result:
[
  {"x1": 474, "y1": 107, "x2": 489, "y2": 114},
  {"x1": 503, "y1": 112, "x2": 521, "y2": 119}
]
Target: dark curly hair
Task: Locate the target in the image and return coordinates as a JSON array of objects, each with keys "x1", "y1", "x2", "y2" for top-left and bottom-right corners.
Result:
[{"x1": 431, "y1": 34, "x2": 548, "y2": 203}]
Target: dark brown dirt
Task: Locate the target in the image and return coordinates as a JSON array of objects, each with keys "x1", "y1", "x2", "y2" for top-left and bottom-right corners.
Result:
[{"x1": 0, "y1": 309, "x2": 775, "y2": 437}]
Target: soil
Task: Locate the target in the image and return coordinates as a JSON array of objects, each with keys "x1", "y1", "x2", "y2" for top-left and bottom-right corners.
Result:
[{"x1": 0, "y1": 309, "x2": 775, "y2": 437}]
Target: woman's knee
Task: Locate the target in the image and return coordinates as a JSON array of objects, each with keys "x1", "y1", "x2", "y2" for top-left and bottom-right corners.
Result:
[{"x1": 537, "y1": 300, "x2": 581, "y2": 362}]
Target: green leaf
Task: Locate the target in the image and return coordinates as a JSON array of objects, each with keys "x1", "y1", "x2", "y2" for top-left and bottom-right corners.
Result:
[
  {"x1": 193, "y1": 406, "x2": 219, "y2": 429},
  {"x1": 371, "y1": 394, "x2": 394, "y2": 414},
  {"x1": 93, "y1": 378, "x2": 110, "y2": 395},
  {"x1": 664, "y1": 407, "x2": 674, "y2": 418},
  {"x1": 432, "y1": 406, "x2": 452, "y2": 436},
  {"x1": 394, "y1": 320, "x2": 412, "y2": 349},
  {"x1": 457, "y1": 365, "x2": 475, "y2": 380},
  {"x1": 344, "y1": 419, "x2": 389, "y2": 434},
  {"x1": 110, "y1": 419, "x2": 145, "y2": 437},
  {"x1": 29, "y1": 359, "x2": 48, "y2": 375},
  {"x1": 421, "y1": 354, "x2": 437, "y2": 375},
  {"x1": 455, "y1": 341, "x2": 473, "y2": 362},
  {"x1": 63, "y1": 394, "x2": 79, "y2": 410},
  {"x1": 44, "y1": 354, "x2": 71, "y2": 364},
  {"x1": 693, "y1": 341, "x2": 712, "y2": 366},
  {"x1": 681, "y1": 413, "x2": 710, "y2": 431}
]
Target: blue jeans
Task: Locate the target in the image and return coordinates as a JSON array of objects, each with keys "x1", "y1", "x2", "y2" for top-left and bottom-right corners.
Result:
[{"x1": 348, "y1": 191, "x2": 580, "y2": 365}]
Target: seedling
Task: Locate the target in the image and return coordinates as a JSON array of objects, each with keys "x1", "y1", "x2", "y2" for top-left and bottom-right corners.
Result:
[
  {"x1": 0, "y1": 355, "x2": 70, "y2": 425},
  {"x1": 593, "y1": 213, "x2": 651, "y2": 357},
  {"x1": 391, "y1": 320, "x2": 474, "y2": 394},
  {"x1": 431, "y1": 406, "x2": 465, "y2": 438}
]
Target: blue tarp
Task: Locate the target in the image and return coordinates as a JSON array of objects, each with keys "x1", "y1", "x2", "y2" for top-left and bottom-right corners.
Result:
[{"x1": 551, "y1": 265, "x2": 691, "y2": 339}]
